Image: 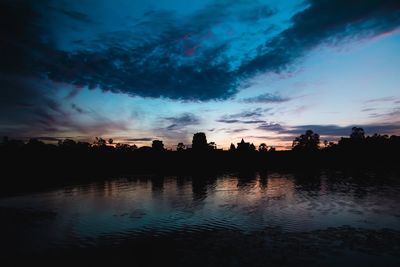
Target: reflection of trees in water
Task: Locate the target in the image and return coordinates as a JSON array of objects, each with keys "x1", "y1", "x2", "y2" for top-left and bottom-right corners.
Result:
[
  {"x1": 151, "y1": 175, "x2": 165, "y2": 194},
  {"x1": 176, "y1": 175, "x2": 188, "y2": 191},
  {"x1": 258, "y1": 171, "x2": 269, "y2": 189},
  {"x1": 294, "y1": 170, "x2": 322, "y2": 192},
  {"x1": 236, "y1": 171, "x2": 257, "y2": 189},
  {"x1": 191, "y1": 174, "x2": 217, "y2": 202}
]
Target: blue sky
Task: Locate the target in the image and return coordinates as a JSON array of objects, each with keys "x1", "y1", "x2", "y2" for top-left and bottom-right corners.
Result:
[{"x1": 1, "y1": 0, "x2": 400, "y2": 149}]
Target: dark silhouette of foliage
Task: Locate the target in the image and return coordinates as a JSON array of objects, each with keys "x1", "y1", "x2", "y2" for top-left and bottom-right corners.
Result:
[
  {"x1": 152, "y1": 140, "x2": 164, "y2": 151},
  {"x1": 249, "y1": 143, "x2": 256, "y2": 151},
  {"x1": 350, "y1": 127, "x2": 365, "y2": 139},
  {"x1": 258, "y1": 143, "x2": 267, "y2": 152},
  {"x1": 94, "y1": 137, "x2": 107, "y2": 147},
  {"x1": 208, "y1": 142, "x2": 217, "y2": 150},
  {"x1": 177, "y1": 142, "x2": 186, "y2": 151},
  {"x1": 229, "y1": 143, "x2": 236, "y2": 151},
  {"x1": 1, "y1": 127, "x2": 399, "y2": 194},
  {"x1": 292, "y1": 130, "x2": 320, "y2": 151}
]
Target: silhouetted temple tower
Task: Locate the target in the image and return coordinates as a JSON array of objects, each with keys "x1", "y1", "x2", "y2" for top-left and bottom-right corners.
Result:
[{"x1": 192, "y1": 132, "x2": 208, "y2": 151}]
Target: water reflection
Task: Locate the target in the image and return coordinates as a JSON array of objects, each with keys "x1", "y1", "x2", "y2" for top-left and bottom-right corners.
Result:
[{"x1": 0, "y1": 171, "x2": 400, "y2": 253}]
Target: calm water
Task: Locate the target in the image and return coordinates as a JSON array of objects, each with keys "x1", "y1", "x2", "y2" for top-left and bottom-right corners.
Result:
[{"x1": 1, "y1": 171, "x2": 400, "y2": 255}]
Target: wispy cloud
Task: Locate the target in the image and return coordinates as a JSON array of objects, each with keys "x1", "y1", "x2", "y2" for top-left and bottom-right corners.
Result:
[
  {"x1": 163, "y1": 113, "x2": 201, "y2": 131},
  {"x1": 241, "y1": 93, "x2": 290, "y2": 103},
  {"x1": 258, "y1": 123, "x2": 400, "y2": 137}
]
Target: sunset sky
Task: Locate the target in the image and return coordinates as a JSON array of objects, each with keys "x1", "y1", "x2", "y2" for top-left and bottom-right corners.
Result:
[{"x1": 1, "y1": 0, "x2": 400, "y2": 149}]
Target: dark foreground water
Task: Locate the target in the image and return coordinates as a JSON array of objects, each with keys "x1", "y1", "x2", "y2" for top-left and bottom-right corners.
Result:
[{"x1": 1, "y1": 171, "x2": 400, "y2": 266}]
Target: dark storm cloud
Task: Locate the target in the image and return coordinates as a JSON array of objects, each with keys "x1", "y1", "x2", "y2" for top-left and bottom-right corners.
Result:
[
  {"x1": 1, "y1": 0, "x2": 400, "y2": 139},
  {"x1": 50, "y1": 6, "x2": 93, "y2": 23},
  {"x1": 239, "y1": 0, "x2": 400, "y2": 75},
  {"x1": 0, "y1": 76, "x2": 129, "y2": 138},
  {"x1": 239, "y1": 5, "x2": 276, "y2": 22},
  {"x1": 2, "y1": 0, "x2": 400, "y2": 104},
  {"x1": 242, "y1": 93, "x2": 291, "y2": 103}
]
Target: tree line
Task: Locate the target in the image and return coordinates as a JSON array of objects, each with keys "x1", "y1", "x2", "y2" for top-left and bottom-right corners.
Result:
[{"x1": 1, "y1": 127, "x2": 399, "y2": 153}]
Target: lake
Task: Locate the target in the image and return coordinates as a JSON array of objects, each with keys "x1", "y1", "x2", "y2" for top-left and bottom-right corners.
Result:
[{"x1": 1, "y1": 170, "x2": 400, "y2": 266}]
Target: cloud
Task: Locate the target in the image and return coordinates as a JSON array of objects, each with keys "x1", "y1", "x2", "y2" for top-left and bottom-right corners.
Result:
[
  {"x1": 366, "y1": 96, "x2": 399, "y2": 103},
  {"x1": 225, "y1": 128, "x2": 249, "y2": 134},
  {"x1": 34, "y1": 136, "x2": 62, "y2": 142},
  {"x1": 1, "y1": 0, "x2": 400, "y2": 140},
  {"x1": 164, "y1": 113, "x2": 200, "y2": 125},
  {"x1": 241, "y1": 93, "x2": 291, "y2": 103},
  {"x1": 124, "y1": 138, "x2": 153, "y2": 142},
  {"x1": 3, "y1": 0, "x2": 399, "y2": 103},
  {"x1": 257, "y1": 123, "x2": 286, "y2": 132},
  {"x1": 239, "y1": 5, "x2": 276, "y2": 22},
  {"x1": 224, "y1": 108, "x2": 265, "y2": 119},
  {"x1": 361, "y1": 108, "x2": 377, "y2": 112},
  {"x1": 239, "y1": 0, "x2": 400, "y2": 75},
  {"x1": 50, "y1": 6, "x2": 93, "y2": 23},
  {"x1": 216, "y1": 119, "x2": 240, "y2": 124},
  {"x1": 217, "y1": 108, "x2": 269, "y2": 124},
  {"x1": 71, "y1": 103, "x2": 85, "y2": 114},
  {"x1": 257, "y1": 123, "x2": 400, "y2": 137},
  {"x1": 368, "y1": 108, "x2": 400, "y2": 119},
  {"x1": 242, "y1": 120, "x2": 266, "y2": 124},
  {"x1": 217, "y1": 119, "x2": 265, "y2": 124},
  {"x1": 164, "y1": 113, "x2": 201, "y2": 131}
]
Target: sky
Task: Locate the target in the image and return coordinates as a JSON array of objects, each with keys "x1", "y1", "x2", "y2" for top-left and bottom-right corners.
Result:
[{"x1": 1, "y1": 0, "x2": 400, "y2": 149}]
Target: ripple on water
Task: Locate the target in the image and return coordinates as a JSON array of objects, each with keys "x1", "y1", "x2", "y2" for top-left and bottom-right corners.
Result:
[{"x1": 1, "y1": 171, "x2": 400, "y2": 250}]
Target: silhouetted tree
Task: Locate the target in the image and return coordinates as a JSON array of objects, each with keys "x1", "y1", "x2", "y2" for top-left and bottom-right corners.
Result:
[
  {"x1": 192, "y1": 132, "x2": 208, "y2": 151},
  {"x1": 94, "y1": 137, "x2": 106, "y2": 147},
  {"x1": 208, "y1": 142, "x2": 217, "y2": 150},
  {"x1": 292, "y1": 130, "x2": 320, "y2": 151},
  {"x1": 350, "y1": 127, "x2": 365, "y2": 139},
  {"x1": 323, "y1": 140, "x2": 328, "y2": 148},
  {"x1": 177, "y1": 142, "x2": 186, "y2": 151},
  {"x1": 152, "y1": 140, "x2": 164, "y2": 151},
  {"x1": 258, "y1": 143, "x2": 267, "y2": 152},
  {"x1": 229, "y1": 143, "x2": 236, "y2": 151},
  {"x1": 250, "y1": 143, "x2": 256, "y2": 151},
  {"x1": 115, "y1": 143, "x2": 131, "y2": 152},
  {"x1": 27, "y1": 138, "x2": 45, "y2": 147},
  {"x1": 108, "y1": 138, "x2": 113, "y2": 145},
  {"x1": 58, "y1": 139, "x2": 76, "y2": 148}
]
